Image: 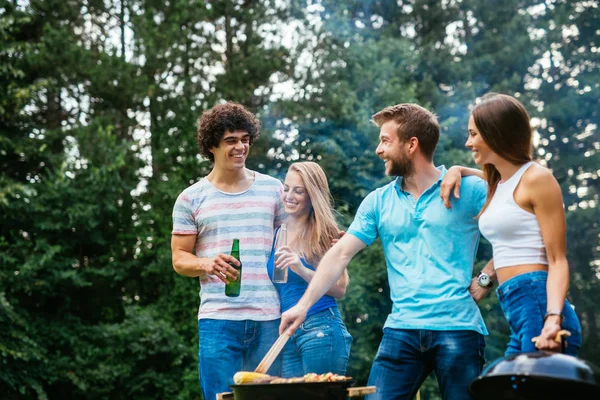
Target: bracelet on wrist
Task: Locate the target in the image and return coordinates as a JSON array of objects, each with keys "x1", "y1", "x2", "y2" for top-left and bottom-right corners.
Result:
[{"x1": 544, "y1": 311, "x2": 564, "y2": 324}]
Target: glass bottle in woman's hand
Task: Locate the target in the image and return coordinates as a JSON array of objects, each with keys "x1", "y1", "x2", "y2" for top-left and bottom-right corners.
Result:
[{"x1": 272, "y1": 224, "x2": 288, "y2": 283}]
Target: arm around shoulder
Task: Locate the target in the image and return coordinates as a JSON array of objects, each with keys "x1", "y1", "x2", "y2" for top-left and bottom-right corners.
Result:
[{"x1": 441, "y1": 166, "x2": 485, "y2": 209}]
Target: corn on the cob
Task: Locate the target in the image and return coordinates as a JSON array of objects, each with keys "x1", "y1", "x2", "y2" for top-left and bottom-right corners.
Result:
[{"x1": 233, "y1": 371, "x2": 271, "y2": 384}]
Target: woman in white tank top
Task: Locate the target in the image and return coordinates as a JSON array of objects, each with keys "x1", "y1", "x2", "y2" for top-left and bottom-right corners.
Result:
[{"x1": 463, "y1": 93, "x2": 581, "y2": 356}]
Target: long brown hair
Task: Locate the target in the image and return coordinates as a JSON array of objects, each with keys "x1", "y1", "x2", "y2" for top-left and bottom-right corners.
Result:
[
  {"x1": 287, "y1": 162, "x2": 340, "y2": 265},
  {"x1": 472, "y1": 93, "x2": 533, "y2": 215}
]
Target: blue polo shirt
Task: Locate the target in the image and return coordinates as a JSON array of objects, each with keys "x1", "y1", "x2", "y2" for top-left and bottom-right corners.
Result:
[{"x1": 347, "y1": 166, "x2": 488, "y2": 334}]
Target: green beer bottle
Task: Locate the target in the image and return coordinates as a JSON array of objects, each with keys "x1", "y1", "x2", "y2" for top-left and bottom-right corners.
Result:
[{"x1": 225, "y1": 239, "x2": 242, "y2": 297}]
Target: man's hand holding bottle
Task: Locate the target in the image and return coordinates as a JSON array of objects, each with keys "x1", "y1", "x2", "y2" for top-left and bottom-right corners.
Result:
[{"x1": 199, "y1": 254, "x2": 239, "y2": 284}]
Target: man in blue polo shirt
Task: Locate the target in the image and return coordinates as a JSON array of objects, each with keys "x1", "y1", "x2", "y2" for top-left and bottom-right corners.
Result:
[{"x1": 280, "y1": 103, "x2": 495, "y2": 400}]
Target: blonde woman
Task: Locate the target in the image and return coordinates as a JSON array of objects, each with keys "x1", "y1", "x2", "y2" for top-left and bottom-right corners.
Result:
[{"x1": 267, "y1": 161, "x2": 352, "y2": 377}]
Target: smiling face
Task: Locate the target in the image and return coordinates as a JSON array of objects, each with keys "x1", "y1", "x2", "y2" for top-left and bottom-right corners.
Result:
[
  {"x1": 210, "y1": 130, "x2": 250, "y2": 169},
  {"x1": 465, "y1": 114, "x2": 499, "y2": 166},
  {"x1": 375, "y1": 120, "x2": 414, "y2": 177},
  {"x1": 282, "y1": 170, "x2": 312, "y2": 218}
]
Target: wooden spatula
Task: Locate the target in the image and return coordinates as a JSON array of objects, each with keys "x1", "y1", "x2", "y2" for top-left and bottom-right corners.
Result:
[{"x1": 254, "y1": 332, "x2": 290, "y2": 374}]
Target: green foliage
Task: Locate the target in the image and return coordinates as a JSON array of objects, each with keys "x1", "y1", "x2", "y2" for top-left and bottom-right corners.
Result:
[{"x1": 343, "y1": 241, "x2": 389, "y2": 382}]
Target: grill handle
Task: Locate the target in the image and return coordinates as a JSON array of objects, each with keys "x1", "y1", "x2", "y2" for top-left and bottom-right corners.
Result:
[{"x1": 531, "y1": 329, "x2": 571, "y2": 353}]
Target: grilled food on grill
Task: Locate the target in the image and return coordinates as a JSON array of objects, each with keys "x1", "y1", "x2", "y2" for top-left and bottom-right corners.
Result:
[
  {"x1": 270, "y1": 372, "x2": 351, "y2": 384},
  {"x1": 233, "y1": 371, "x2": 274, "y2": 384},
  {"x1": 234, "y1": 371, "x2": 351, "y2": 385}
]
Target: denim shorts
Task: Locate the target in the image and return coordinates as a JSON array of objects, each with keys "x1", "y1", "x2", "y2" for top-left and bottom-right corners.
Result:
[
  {"x1": 497, "y1": 270, "x2": 582, "y2": 356},
  {"x1": 281, "y1": 307, "x2": 353, "y2": 378}
]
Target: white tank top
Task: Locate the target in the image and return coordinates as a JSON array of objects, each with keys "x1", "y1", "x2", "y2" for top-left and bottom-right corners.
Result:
[{"x1": 479, "y1": 162, "x2": 548, "y2": 269}]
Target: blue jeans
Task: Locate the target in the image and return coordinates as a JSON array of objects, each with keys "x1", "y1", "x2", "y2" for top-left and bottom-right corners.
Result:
[
  {"x1": 198, "y1": 319, "x2": 281, "y2": 400},
  {"x1": 497, "y1": 270, "x2": 582, "y2": 356},
  {"x1": 366, "y1": 328, "x2": 485, "y2": 400},
  {"x1": 281, "y1": 307, "x2": 352, "y2": 378}
]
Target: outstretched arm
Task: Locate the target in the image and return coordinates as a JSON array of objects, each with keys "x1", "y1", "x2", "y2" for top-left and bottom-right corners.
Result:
[
  {"x1": 274, "y1": 247, "x2": 350, "y2": 299},
  {"x1": 279, "y1": 234, "x2": 366, "y2": 335}
]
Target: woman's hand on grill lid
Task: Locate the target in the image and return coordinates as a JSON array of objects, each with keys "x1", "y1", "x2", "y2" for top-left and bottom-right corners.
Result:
[{"x1": 533, "y1": 319, "x2": 563, "y2": 352}]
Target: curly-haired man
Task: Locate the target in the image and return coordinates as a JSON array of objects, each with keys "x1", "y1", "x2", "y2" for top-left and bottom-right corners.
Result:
[{"x1": 171, "y1": 102, "x2": 285, "y2": 400}]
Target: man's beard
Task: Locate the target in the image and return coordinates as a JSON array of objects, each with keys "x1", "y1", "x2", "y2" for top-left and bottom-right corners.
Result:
[{"x1": 388, "y1": 156, "x2": 414, "y2": 177}]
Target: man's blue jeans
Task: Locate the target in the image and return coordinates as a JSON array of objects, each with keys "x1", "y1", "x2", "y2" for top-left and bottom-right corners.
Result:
[
  {"x1": 497, "y1": 271, "x2": 582, "y2": 356},
  {"x1": 198, "y1": 319, "x2": 280, "y2": 400},
  {"x1": 366, "y1": 328, "x2": 485, "y2": 400},
  {"x1": 281, "y1": 307, "x2": 352, "y2": 378}
]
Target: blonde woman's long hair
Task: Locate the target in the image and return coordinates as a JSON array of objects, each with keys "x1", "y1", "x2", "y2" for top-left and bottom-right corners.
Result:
[{"x1": 287, "y1": 162, "x2": 340, "y2": 265}]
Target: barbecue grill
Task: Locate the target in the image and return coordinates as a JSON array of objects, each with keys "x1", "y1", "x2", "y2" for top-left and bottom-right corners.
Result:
[
  {"x1": 218, "y1": 381, "x2": 375, "y2": 400},
  {"x1": 469, "y1": 350, "x2": 600, "y2": 400}
]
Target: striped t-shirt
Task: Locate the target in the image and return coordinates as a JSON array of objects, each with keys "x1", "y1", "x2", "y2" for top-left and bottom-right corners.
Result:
[{"x1": 172, "y1": 171, "x2": 285, "y2": 321}]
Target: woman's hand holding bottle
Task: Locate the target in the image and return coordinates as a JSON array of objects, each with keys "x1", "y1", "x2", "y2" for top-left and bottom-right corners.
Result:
[{"x1": 275, "y1": 246, "x2": 305, "y2": 275}]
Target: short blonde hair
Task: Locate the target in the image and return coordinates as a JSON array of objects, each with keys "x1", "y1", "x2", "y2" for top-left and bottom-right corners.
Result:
[{"x1": 371, "y1": 103, "x2": 439, "y2": 161}]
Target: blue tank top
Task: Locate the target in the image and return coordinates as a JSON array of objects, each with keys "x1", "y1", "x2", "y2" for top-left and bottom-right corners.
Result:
[{"x1": 266, "y1": 228, "x2": 338, "y2": 316}]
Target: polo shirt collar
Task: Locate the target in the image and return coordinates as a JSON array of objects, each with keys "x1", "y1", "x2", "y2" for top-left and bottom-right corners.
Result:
[{"x1": 395, "y1": 165, "x2": 448, "y2": 193}]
